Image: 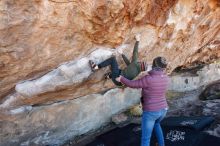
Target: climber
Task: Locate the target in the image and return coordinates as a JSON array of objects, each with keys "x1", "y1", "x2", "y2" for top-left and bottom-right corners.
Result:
[{"x1": 89, "y1": 34, "x2": 148, "y2": 86}]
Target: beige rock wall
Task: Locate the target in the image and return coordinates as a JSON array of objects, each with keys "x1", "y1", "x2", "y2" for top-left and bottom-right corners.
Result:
[
  {"x1": 0, "y1": 0, "x2": 220, "y2": 108},
  {"x1": 1, "y1": 63, "x2": 220, "y2": 146},
  {"x1": 0, "y1": 88, "x2": 141, "y2": 146}
]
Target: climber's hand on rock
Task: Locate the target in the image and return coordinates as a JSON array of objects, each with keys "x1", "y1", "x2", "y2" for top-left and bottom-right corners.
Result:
[
  {"x1": 135, "y1": 33, "x2": 141, "y2": 41},
  {"x1": 117, "y1": 47, "x2": 123, "y2": 54},
  {"x1": 116, "y1": 44, "x2": 128, "y2": 55}
]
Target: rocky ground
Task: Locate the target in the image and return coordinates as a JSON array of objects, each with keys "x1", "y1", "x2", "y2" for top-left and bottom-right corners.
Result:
[
  {"x1": 167, "y1": 90, "x2": 220, "y2": 137},
  {"x1": 63, "y1": 89, "x2": 220, "y2": 146}
]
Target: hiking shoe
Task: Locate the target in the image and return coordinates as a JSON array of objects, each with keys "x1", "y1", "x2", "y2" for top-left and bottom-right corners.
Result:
[{"x1": 89, "y1": 60, "x2": 98, "y2": 72}]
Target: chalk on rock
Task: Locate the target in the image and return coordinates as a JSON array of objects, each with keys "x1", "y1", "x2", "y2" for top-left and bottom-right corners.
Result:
[
  {"x1": 10, "y1": 106, "x2": 32, "y2": 115},
  {"x1": 59, "y1": 57, "x2": 91, "y2": 83},
  {"x1": 89, "y1": 49, "x2": 113, "y2": 64},
  {"x1": 0, "y1": 94, "x2": 17, "y2": 108},
  {"x1": 116, "y1": 44, "x2": 129, "y2": 54},
  {"x1": 112, "y1": 113, "x2": 128, "y2": 125},
  {"x1": 16, "y1": 69, "x2": 72, "y2": 97},
  {"x1": 15, "y1": 80, "x2": 39, "y2": 97},
  {"x1": 15, "y1": 48, "x2": 114, "y2": 97}
]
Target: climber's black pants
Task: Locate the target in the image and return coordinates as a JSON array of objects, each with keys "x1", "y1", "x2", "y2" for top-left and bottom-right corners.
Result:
[{"x1": 98, "y1": 56, "x2": 122, "y2": 86}]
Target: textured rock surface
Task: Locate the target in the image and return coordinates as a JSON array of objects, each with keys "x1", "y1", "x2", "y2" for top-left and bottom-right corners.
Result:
[
  {"x1": 167, "y1": 91, "x2": 220, "y2": 137},
  {"x1": 169, "y1": 64, "x2": 220, "y2": 91},
  {"x1": 0, "y1": 88, "x2": 140, "y2": 146},
  {"x1": 199, "y1": 79, "x2": 220, "y2": 100},
  {"x1": 0, "y1": 0, "x2": 220, "y2": 103},
  {"x1": 2, "y1": 62, "x2": 219, "y2": 110},
  {"x1": 0, "y1": 64, "x2": 219, "y2": 146},
  {"x1": 0, "y1": 0, "x2": 220, "y2": 145},
  {"x1": 111, "y1": 113, "x2": 129, "y2": 125}
]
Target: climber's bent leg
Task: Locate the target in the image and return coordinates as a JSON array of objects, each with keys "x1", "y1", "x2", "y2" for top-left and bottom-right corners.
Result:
[{"x1": 98, "y1": 56, "x2": 121, "y2": 76}]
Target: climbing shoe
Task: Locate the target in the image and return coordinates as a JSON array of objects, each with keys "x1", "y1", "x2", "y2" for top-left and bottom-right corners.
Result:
[{"x1": 89, "y1": 60, "x2": 98, "y2": 72}]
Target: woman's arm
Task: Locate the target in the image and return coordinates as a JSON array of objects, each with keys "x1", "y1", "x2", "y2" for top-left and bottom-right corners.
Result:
[{"x1": 116, "y1": 75, "x2": 147, "y2": 88}]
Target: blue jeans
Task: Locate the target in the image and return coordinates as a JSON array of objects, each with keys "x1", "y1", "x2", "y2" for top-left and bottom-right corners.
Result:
[{"x1": 141, "y1": 109, "x2": 167, "y2": 146}]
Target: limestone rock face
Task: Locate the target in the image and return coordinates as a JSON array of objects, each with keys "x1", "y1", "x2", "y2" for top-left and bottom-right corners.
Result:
[
  {"x1": 199, "y1": 80, "x2": 220, "y2": 100},
  {"x1": 1, "y1": 0, "x2": 220, "y2": 145},
  {"x1": 1, "y1": 0, "x2": 220, "y2": 108},
  {"x1": 0, "y1": 88, "x2": 141, "y2": 146}
]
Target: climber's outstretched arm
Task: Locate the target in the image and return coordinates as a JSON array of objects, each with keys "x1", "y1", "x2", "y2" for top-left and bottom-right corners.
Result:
[
  {"x1": 122, "y1": 54, "x2": 130, "y2": 66},
  {"x1": 131, "y1": 41, "x2": 139, "y2": 63},
  {"x1": 131, "y1": 34, "x2": 141, "y2": 62}
]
